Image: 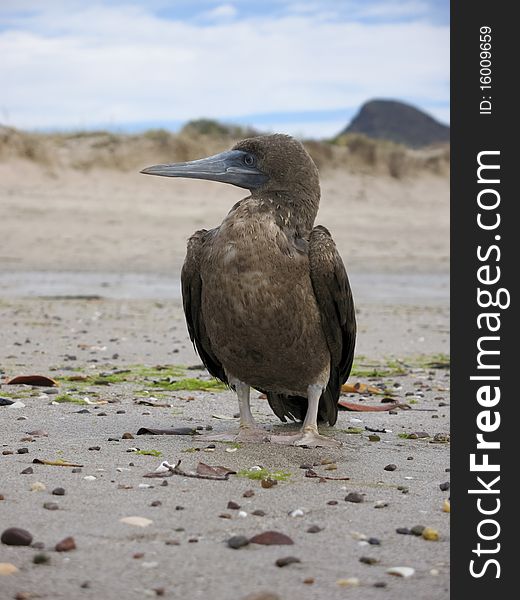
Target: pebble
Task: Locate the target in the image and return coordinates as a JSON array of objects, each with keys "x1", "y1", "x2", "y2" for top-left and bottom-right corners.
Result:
[
  {"x1": 2, "y1": 450, "x2": 13, "y2": 455},
  {"x1": 368, "y1": 435, "x2": 380, "y2": 442},
  {"x1": 275, "y1": 556, "x2": 301, "y2": 567},
  {"x1": 41, "y1": 499, "x2": 60, "y2": 510},
  {"x1": 227, "y1": 535, "x2": 250, "y2": 549},
  {"x1": 368, "y1": 537, "x2": 381, "y2": 545},
  {"x1": 88, "y1": 446, "x2": 101, "y2": 451},
  {"x1": 374, "y1": 581, "x2": 387, "y2": 588},
  {"x1": 219, "y1": 513, "x2": 231, "y2": 519},
  {"x1": 303, "y1": 577, "x2": 314, "y2": 584},
  {"x1": 288, "y1": 508, "x2": 304, "y2": 517},
  {"x1": 0, "y1": 563, "x2": 19, "y2": 576},
  {"x1": 20, "y1": 467, "x2": 34, "y2": 474},
  {"x1": 345, "y1": 492, "x2": 364, "y2": 503},
  {"x1": 249, "y1": 531, "x2": 294, "y2": 546},
  {"x1": 374, "y1": 500, "x2": 388, "y2": 508},
  {"x1": 83, "y1": 476, "x2": 97, "y2": 481},
  {"x1": 72, "y1": 468, "x2": 82, "y2": 473},
  {"x1": 52, "y1": 487, "x2": 66, "y2": 496},
  {"x1": 443, "y1": 499, "x2": 451, "y2": 513},
  {"x1": 242, "y1": 593, "x2": 280, "y2": 600},
  {"x1": 31, "y1": 482, "x2": 46, "y2": 492},
  {"x1": 243, "y1": 489, "x2": 255, "y2": 498},
  {"x1": 386, "y1": 566, "x2": 415, "y2": 578},
  {"x1": 227, "y1": 501, "x2": 240, "y2": 510},
  {"x1": 120, "y1": 516, "x2": 153, "y2": 528},
  {"x1": 55, "y1": 536, "x2": 76, "y2": 552},
  {"x1": 1, "y1": 527, "x2": 33, "y2": 546},
  {"x1": 384, "y1": 463, "x2": 397, "y2": 471},
  {"x1": 33, "y1": 553, "x2": 50, "y2": 564},
  {"x1": 411, "y1": 525, "x2": 425, "y2": 536},
  {"x1": 261, "y1": 478, "x2": 277, "y2": 489},
  {"x1": 17, "y1": 447, "x2": 29, "y2": 454},
  {"x1": 150, "y1": 500, "x2": 162, "y2": 507},
  {"x1": 327, "y1": 500, "x2": 338, "y2": 505},
  {"x1": 359, "y1": 556, "x2": 379, "y2": 565},
  {"x1": 336, "y1": 578, "x2": 360, "y2": 587},
  {"x1": 422, "y1": 527, "x2": 440, "y2": 541},
  {"x1": 225, "y1": 447, "x2": 237, "y2": 453},
  {"x1": 396, "y1": 527, "x2": 411, "y2": 535},
  {"x1": 252, "y1": 510, "x2": 266, "y2": 517},
  {"x1": 122, "y1": 433, "x2": 134, "y2": 439},
  {"x1": 439, "y1": 481, "x2": 450, "y2": 491},
  {"x1": 307, "y1": 525, "x2": 322, "y2": 533}
]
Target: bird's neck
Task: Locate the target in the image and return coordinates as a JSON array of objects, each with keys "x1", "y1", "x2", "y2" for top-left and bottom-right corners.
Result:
[{"x1": 253, "y1": 190, "x2": 320, "y2": 238}]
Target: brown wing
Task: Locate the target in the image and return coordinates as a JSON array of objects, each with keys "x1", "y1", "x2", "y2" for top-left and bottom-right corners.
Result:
[
  {"x1": 181, "y1": 229, "x2": 228, "y2": 384},
  {"x1": 308, "y1": 225, "x2": 356, "y2": 425}
]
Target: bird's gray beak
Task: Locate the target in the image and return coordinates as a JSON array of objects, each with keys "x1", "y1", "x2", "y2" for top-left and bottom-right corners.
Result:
[{"x1": 140, "y1": 150, "x2": 268, "y2": 190}]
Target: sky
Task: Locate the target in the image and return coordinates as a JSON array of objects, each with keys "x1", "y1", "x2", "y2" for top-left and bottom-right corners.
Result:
[{"x1": 0, "y1": 0, "x2": 450, "y2": 139}]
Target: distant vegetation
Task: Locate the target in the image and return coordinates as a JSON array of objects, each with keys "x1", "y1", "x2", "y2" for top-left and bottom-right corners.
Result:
[{"x1": 0, "y1": 117, "x2": 449, "y2": 179}]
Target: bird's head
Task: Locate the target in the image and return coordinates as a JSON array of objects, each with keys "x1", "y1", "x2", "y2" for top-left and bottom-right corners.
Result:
[{"x1": 140, "y1": 134, "x2": 319, "y2": 198}]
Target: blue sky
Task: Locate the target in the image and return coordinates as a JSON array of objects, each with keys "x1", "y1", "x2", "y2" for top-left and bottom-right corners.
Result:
[{"x1": 0, "y1": 1, "x2": 449, "y2": 138}]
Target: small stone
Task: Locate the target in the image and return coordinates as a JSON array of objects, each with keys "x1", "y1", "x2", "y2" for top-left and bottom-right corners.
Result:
[
  {"x1": 0, "y1": 562, "x2": 19, "y2": 575},
  {"x1": 88, "y1": 446, "x2": 101, "y2": 451},
  {"x1": 150, "y1": 500, "x2": 162, "y2": 507},
  {"x1": 422, "y1": 527, "x2": 440, "y2": 541},
  {"x1": 368, "y1": 435, "x2": 380, "y2": 442},
  {"x1": 31, "y1": 481, "x2": 46, "y2": 492},
  {"x1": 411, "y1": 525, "x2": 425, "y2": 536},
  {"x1": 17, "y1": 447, "x2": 29, "y2": 454},
  {"x1": 443, "y1": 499, "x2": 451, "y2": 513},
  {"x1": 374, "y1": 581, "x2": 387, "y2": 588},
  {"x1": 384, "y1": 463, "x2": 397, "y2": 471},
  {"x1": 55, "y1": 536, "x2": 76, "y2": 552},
  {"x1": 261, "y1": 478, "x2": 277, "y2": 489},
  {"x1": 20, "y1": 467, "x2": 34, "y2": 474},
  {"x1": 43, "y1": 502, "x2": 59, "y2": 511},
  {"x1": 359, "y1": 556, "x2": 379, "y2": 565},
  {"x1": 303, "y1": 577, "x2": 314, "y2": 584},
  {"x1": 439, "y1": 481, "x2": 450, "y2": 491},
  {"x1": 243, "y1": 489, "x2": 255, "y2": 498},
  {"x1": 188, "y1": 538, "x2": 198, "y2": 543},
  {"x1": 154, "y1": 588, "x2": 165, "y2": 596},
  {"x1": 72, "y1": 468, "x2": 82, "y2": 473},
  {"x1": 252, "y1": 510, "x2": 266, "y2": 516},
  {"x1": 227, "y1": 501, "x2": 240, "y2": 510},
  {"x1": 120, "y1": 516, "x2": 153, "y2": 527},
  {"x1": 288, "y1": 508, "x2": 304, "y2": 517},
  {"x1": 227, "y1": 535, "x2": 250, "y2": 549},
  {"x1": 327, "y1": 500, "x2": 338, "y2": 505},
  {"x1": 374, "y1": 500, "x2": 388, "y2": 508},
  {"x1": 2, "y1": 450, "x2": 13, "y2": 455},
  {"x1": 133, "y1": 552, "x2": 145, "y2": 559},
  {"x1": 249, "y1": 531, "x2": 294, "y2": 546},
  {"x1": 307, "y1": 525, "x2": 322, "y2": 533},
  {"x1": 165, "y1": 539, "x2": 180, "y2": 545},
  {"x1": 386, "y1": 566, "x2": 415, "y2": 578},
  {"x1": 161, "y1": 480, "x2": 168, "y2": 487},
  {"x1": 368, "y1": 537, "x2": 381, "y2": 545},
  {"x1": 122, "y1": 432, "x2": 134, "y2": 439},
  {"x1": 219, "y1": 513, "x2": 231, "y2": 519},
  {"x1": 396, "y1": 527, "x2": 411, "y2": 535},
  {"x1": 31, "y1": 542, "x2": 45, "y2": 550},
  {"x1": 324, "y1": 463, "x2": 337, "y2": 470},
  {"x1": 238, "y1": 510, "x2": 248, "y2": 518},
  {"x1": 320, "y1": 457, "x2": 334, "y2": 465},
  {"x1": 52, "y1": 487, "x2": 66, "y2": 496},
  {"x1": 1, "y1": 527, "x2": 33, "y2": 546},
  {"x1": 299, "y1": 463, "x2": 313, "y2": 470},
  {"x1": 345, "y1": 492, "x2": 364, "y2": 503},
  {"x1": 33, "y1": 553, "x2": 50, "y2": 564},
  {"x1": 83, "y1": 475, "x2": 97, "y2": 481},
  {"x1": 336, "y1": 577, "x2": 360, "y2": 587},
  {"x1": 275, "y1": 556, "x2": 301, "y2": 567}
]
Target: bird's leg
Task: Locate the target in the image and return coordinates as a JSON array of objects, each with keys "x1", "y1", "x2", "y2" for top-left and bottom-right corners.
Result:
[
  {"x1": 197, "y1": 378, "x2": 270, "y2": 443},
  {"x1": 270, "y1": 384, "x2": 342, "y2": 448}
]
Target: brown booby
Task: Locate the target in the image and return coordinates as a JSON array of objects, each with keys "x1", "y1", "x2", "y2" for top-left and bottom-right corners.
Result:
[{"x1": 141, "y1": 134, "x2": 356, "y2": 447}]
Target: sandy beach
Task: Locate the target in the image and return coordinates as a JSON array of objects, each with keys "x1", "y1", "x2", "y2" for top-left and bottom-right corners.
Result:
[{"x1": 1, "y1": 151, "x2": 449, "y2": 600}]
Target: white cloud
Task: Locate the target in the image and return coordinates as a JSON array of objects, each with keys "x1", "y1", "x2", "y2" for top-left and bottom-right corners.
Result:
[
  {"x1": 203, "y1": 4, "x2": 238, "y2": 20},
  {"x1": 0, "y1": 3, "x2": 449, "y2": 136}
]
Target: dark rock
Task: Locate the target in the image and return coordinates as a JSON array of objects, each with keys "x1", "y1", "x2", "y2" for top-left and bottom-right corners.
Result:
[
  {"x1": 345, "y1": 492, "x2": 364, "y2": 503},
  {"x1": 307, "y1": 525, "x2": 322, "y2": 533},
  {"x1": 396, "y1": 527, "x2": 411, "y2": 535},
  {"x1": 17, "y1": 448, "x2": 29, "y2": 454},
  {"x1": 55, "y1": 536, "x2": 76, "y2": 552},
  {"x1": 411, "y1": 525, "x2": 425, "y2": 536},
  {"x1": 439, "y1": 481, "x2": 450, "y2": 491},
  {"x1": 20, "y1": 467, "x2": 34, "y2": 474},
  {"x1": 227, "y1": 535, "x2": 250, "y2": 549},
  {"x1": 1, "y1": 527, "x2": 33, "y2": 546},
  {"x1": 52, "y1": 487, "x2": 66, "y2": 496},
  {"x1": 368, "y1": 537, "x2": 381, "y2": 545},
  {"x1": 33, "y1": 553, "x2": 50, "y2": 564},
  {"x1": 275, "y1": 556, "x2": 301, "y2": 567},
  {"x1": 249, "y1": 531, "x2": 294, "y2": 546},
  {"x1": 227, "y1": 501, "x2": 240, "y2": 510},
  {"x1": 359, "y1": 556, "x2": 379, "y2": 565},
  {"x1": 43, "y1": 502, "x2": 59, "y2": 511},
  {"x1": 384, "y1": 464, "x2": 397, "y2": 471},
  {"x1": 243, "y1": 489, "x2": 255, "y2": 498},
  {"x1": 252, "y1": 510, "x2": 266, "y2": 516}
]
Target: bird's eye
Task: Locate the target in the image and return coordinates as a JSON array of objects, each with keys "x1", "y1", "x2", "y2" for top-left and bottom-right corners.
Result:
[{"x1": 243, "y1": 153, "x2": 255, "y2": 167}]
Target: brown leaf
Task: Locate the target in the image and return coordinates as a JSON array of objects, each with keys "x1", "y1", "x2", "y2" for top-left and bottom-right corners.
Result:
[
  {"x1": 249, "y1": 531, "x2": 294, "y2": 546},
  {"x1": 6, "y1": 375, "x2": 58, "y2": 387},
  {"x1": 196, "y1": 462, "x2": 236, "y2": 477},
  {"x1": 338, "y1": 400, "x2": 399, "y2": 412},
  {"x1": 136, "y1": 427, "x2": 199, "y2": 436}
]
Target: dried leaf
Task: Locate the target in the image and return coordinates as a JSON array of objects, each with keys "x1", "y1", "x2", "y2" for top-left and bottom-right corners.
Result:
[
  {"x1": 249, "y1": 531, "x2": 294, "y2": 546},
  {"x1": 305, "y1": 468, "x2": 350, "y2": 481},
  {"x1": 338, "y1": 400, "x2": 399, "y2": 412},
  {"x1": 341, "y1": 382, "x2": 385, "y2": 395},
  {"x1": 136, "y1": 427, "x2": 199, "y2": 436},
  {"x1": 143, "y1": 460, "x2": 232, "y2": 480},
  {"x1": 196, "y1": 462, "x2": 236, "y2": 477},
  {"x1": 32, "y1": 458, "x2": 83, "y2": 467},
  {"x1": 6, "y1": 374, "x2": 58, "y2": 387}
]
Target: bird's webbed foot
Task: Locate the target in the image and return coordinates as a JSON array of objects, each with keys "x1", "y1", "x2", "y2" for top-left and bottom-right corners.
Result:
[{"x1": 270, "y1": 426, "x2": 342, "y2": 448}]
